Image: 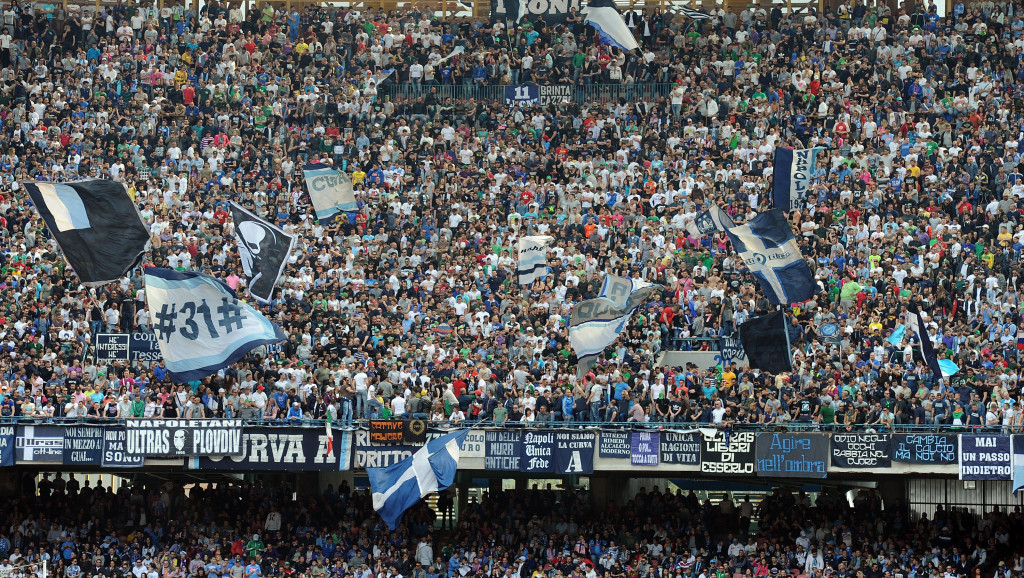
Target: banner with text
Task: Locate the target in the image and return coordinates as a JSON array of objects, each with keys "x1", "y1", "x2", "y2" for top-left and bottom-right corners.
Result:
[
  {"x1": 959, "y1": 434, "x2": 1011, "y2": 480},
  {"x1": 369, "y1": 420, "x2": 405, "y2": 444},
  {"x1": 892, "y1": 434, "x2": 957, "y2": 464},
  {"x1": 631, "y1": 432, "x2": 659, "y2": 466},
  {"x1": 701, "y1": 432, "x2": 756, "y2": 475},
  {"x1": 102, "y1": 427, "x2": 144, "y2": 467},
  {"x1": 555, "y1": 432, "x2": 594, "y2": 474},
  {"x1": 95, "y1": 332, "x2": 163, "y2": 363},
  {"x1": 486, "y1": 431, "x2": 522, "y2": 471},
  {"x1": 0, "y1": 426, "x2": 13, "y2": 467},
  {"x1": 194, "y1": 428, "x2": 351, "y2": 471},
  {"x1": 16, "y1": 425, "x2": 64, "y2": 462},
  {"x1": 352, "y1": 429, "x2": 484, "y2": 469},
  {"x1": 63, "y1": 426, "x2": 105, "y2": 466},
  {"x1": 521, "y1": 431, "x2": 556, "y2": 473},
  {"x1": 598, "y1": 432, "x2": 631, "y2": 459},
  {"x1": 660, "y1": 431, "x2": 701, "y2": 465},
  {"x1": 756, "y1": 433, "x2": 828, "y2": 479},
  {"x1": 126, "y1": 419, "x2": 242, "y2": 457},
  {"x1": 831, "y1": 433, "x2": 891, "y2": 468},
  {"x1": 490, "y1": 0, "x2": 579, "y2": 24}
]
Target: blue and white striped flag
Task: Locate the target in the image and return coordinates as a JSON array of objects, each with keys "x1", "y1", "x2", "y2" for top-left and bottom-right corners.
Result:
[
  {"x1": 368, "y1": 429, "x2": 468, "y2": 530},
  {"x1": 724, "y1": 209, "x2": 817, "y2": 305},
  {"x1": 144, "y1": 268, "x2": 286, "y2": 382},
  {"x1": 571, "y1": 276, "x2": 662, "y2": 376},
  {"x1": 773, "y1": 147, "x2": 827, "y2": 211},
  {"x1": 518, "y1": 235, "x2": 553, "y2": 286},
  {"x1": 685, "y1": 204, "x2": 735, "y2": 237}
]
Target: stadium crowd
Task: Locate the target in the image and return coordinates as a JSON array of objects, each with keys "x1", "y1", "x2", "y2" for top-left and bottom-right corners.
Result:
[
  {"x1": 0, "y1": 475, "x2": 1019, "y2": 578},
  {"x1": 0, "y1": 0, "x2": 1023, "y2": 434}
]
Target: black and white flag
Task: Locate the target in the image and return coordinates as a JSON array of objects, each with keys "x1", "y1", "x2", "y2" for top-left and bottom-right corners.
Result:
[
  {"x1": 678, "y1": 6, "x2": 711, "y2": 19},
  {"x1": 229, "y1": 202, "x2": 295, "y2": 303},
  {"x1": 23, "y1": 180, "x2": 150, "y2": 285},
  {"x1": 907, "y1": 301, "x2": 943, "y2": 379}
]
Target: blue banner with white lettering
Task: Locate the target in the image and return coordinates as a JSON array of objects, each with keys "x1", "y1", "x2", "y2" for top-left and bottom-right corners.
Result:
[
  {"x1": 772, "y1": 147, "x2": 826, "y2": 211},
  {"x1": 101, "y1": 427, "x2": 144, "y2": 468},
  {"x1": 63, "y1": 426, "x2": 105, "y2": 466},
  {"x1": 959, "y1": 434, "x2": 1011, "y2": 480},
  {"x1": 598, "y1": 431, "x2": 631, "y2": 458},
  {"x1": 631, "y1": 432, "x2": 659, "y2": 466},
  {"x1": 554, "y1": 432, "x2": 594, "y2": 474},
  {"x1": 659, "y1": 431, "x2": 701, "y2": 465},
  {"x1": 485, "y1": 431, "x2": 522, "y2": 471},
  {"x1": 892, "y1": 434, "x2": 957, "y2": 464},
  {"x1": 755, "y1": 433, "x2": 828, "y2": 478},
  {"x1": 504, "y1": 85, "x2": 539, "y2": 106},
  {"x1": 520, "y1": 431, "x2": 556, "y2": 473},
  {"x1": 0, "y1": 426, "x2": 13, "y2": 467}
]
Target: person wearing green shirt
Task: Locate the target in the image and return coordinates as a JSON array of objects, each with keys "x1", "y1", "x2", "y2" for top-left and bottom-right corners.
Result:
[
  {"x1": 819, "y1": 403, "x2": 835, "y2": 428},
  {"x1": 245, "y1": 535, "x2": 265, "y2": 558},
  {"x1": 130, "y1": 395, "x2": 146, "y2": 417},
  {"x1": 839, "y1": 278, "x2": 862, "y2": 310},
  {"x1": 493, "y1": 405, "x2": 508, "y2": 425}
]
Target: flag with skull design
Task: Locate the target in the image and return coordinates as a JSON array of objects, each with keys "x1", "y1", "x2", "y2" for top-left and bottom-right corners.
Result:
[{"x1": 229, "y1": 202, "x2": 296, "y2": 303}]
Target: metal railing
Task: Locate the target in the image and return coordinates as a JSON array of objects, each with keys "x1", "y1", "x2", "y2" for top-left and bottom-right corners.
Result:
[{"x1": 378, "y1": 82, "x2": 678, "y2": 105}]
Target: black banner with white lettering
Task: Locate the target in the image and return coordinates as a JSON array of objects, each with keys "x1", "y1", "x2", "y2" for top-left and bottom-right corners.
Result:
[
  {"x1": 485, "y1": 431, "x2": 522, "y2": 471},
  {"x1": 63, "y1": 426, "x2": 105, "y2": 466},
  {"x1": 194, "y1": 428, "x2": 352, "y2": 471},
  {"x1": 959, "y1": 434, "x2": 1011, "y2": 480},
  {"x1": 892, "y1": 434, "x2": 957, "y2": 464},
  {"x1": 755, "y1": 433, "x2": 828, "y2": 479},
  {"x1": 554, "y1": 432, "x2": 594, "y2": 474},
  {"x1": 126, "y1": 419, "x2": 242, "y2": 457},
  {"x1": 659, "y1": 431, "x2": 701, "y2": 465},
  {"x1": 700, "y1": 432, "x2": 756, "y2": 475},
  {"x1": 598, "y1": 431, "x2": 631, "y2": 458},
  {"x1": 521, "y1": 431, "x2": 556, "y2": 473},
  {"x1": 0, "y1": 426, "x2": 13, "y2": 467},
  {"x1": 490, "y1": 0, "x2": 579, "y2": 24},
  {"x1": 831, "y1": 433, "x2": 891, "y2": 468},
  {"x1": 16, "y1": 425, "x2": 64, "y2": 462},
  {"x1": 102, "y1": 427, "x2": 144, "y2": 467}
]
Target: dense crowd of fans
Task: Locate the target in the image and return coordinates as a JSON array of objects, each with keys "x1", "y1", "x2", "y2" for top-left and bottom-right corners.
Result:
[
  {"x1": 0, "y1": 0, "x2": 1023, "y2": 433},
  {"x1": 0, "y1": 475, "x2": 1018, "y2": 578}
]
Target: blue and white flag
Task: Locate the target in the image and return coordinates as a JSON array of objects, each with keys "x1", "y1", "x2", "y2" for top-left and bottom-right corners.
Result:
[
  {"x1": 368, "y1": 429, "x2": 468, "y2": 530},
  {"x1": 144, "y1": 268, "x2": 286, "y2": 382},
  {"x1": 518, "y1": 235, "x2": 554, "y2": 286},
  {"x1": 938, "y1": 359, "x2": 960, "y2": 377},
  {"x1": 571, "y1": 276, "x2": 662, "y2": 376},
  {"x1": 724, "y1": 210, "x2": 816, "y2": 305},
  {"x1": 887, "y1": 325, "x2": 906, "y2": 347},
  {"x1": 583, "y1": 0, "x2": 639, "y2": 51},
  {"x1": 302, "y1": 163, "x2": 358, "y2": 222},
  {"x1": 685, "y1": 204, "x2": 735, "y2": 237},
  {"x1": 772, "y1": 147, "x2": 826, "y2": 211},
  {"x1": 907, "y1": 301, "x2": 943, "y2": 379}
]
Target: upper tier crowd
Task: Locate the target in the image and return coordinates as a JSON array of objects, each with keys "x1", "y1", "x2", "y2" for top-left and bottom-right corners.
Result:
[
  {"x1": 5, "y1": 475, "x2": 1023, "y2": 578},
  {"x1": 0, "y1": 0, "x2": 1022, "y2": 432}
]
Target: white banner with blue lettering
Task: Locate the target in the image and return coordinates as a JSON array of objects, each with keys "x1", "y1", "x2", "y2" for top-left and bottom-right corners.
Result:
[
  {"x1": 772, "y1": 147, "x2": 826, "y2": 211},
  {"x1": 144, "y1": 268, "x2": 286, "y2": 382},
  {"x1": 302, "y1": 163, "x2": 358, "y2": 222}
]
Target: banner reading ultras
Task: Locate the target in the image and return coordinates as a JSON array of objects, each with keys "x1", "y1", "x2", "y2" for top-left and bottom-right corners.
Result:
[{"x1": 126, "y1": 419, "x2": 243, "y2": 457}]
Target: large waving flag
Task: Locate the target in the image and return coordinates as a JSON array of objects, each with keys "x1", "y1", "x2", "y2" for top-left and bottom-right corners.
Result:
[
  {"x1": 773, "y1": 147, "x2": 826, "y2": 211},
  {"x1": 725, "y1": 209, "x2": 817, "y2": 305},
  {"x1": 678, "y1": 6, "x2": 712, "y2": 19},
  {"x1": 739, "y1": 311, "x2": 793, "y2": 373},
  {"x1": 906, "y1": 301, "x2": 943, "y2": 379},
  {"x1": 230, "y1": 202, "x2": 295, "y2": 303},
  {"x1": 887, "y1": 324, "x2": 906, "y2": 347},
  {"x1": 368, "y1": 429, "x2": 468, "y2": 530},
  {"x1": 144, "y1": 268, "x2": 286, "y2": 382},
  {"x1": 302, "y1": 163, "x2": 358, "y2": 222},
  {"x1": 583, "y1": 0, "x2": 639, "y2": 51},
  {"x1": 570, "y1": 275, "x2": 662, "y2": 376},
  {"x1": 518, "y1": 235, "x2": 554, "y2": 286},
  {"x1": 23, "y1": 180, "x2": 150, "y2": 285},
  {"x1": 685, "y1": 204, "x2": 735, "y2": 237}
]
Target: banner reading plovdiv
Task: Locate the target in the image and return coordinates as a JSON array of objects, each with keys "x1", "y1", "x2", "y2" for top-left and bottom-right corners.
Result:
[{"x1": 126, "y1": 419, "x2": 242, "y2": 457}]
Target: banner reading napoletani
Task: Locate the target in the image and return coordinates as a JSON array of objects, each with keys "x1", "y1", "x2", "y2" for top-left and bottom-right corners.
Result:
[
  {"x1": 756, "y1": 433, "x2": 828, "y2": 479},
  {"x1": 195, "y1": 427, "x2": 351, "y2": 471},
  {"x1": 126, "y1": 419, "x2": 242, "y2": 457},
  {"x1": 660, "y1": 431, "x2": 701, "y2": 465},
  {"x1": 892, "y1": 434, "x2": 957, "y2": 464},
  {"x1": 598, "y1": 431, "x2": 631, "y2": 458},
  {"x1": 554, "y1": 432, "x2": 595, "y2": 474},
  {"x1": 102, "y1": 427, "x2": 144, "y2": 467},
  {"x1": 63, "y1": 426, "x2": 104, "y2": 466},
  {"x1": 144, "y1": 268, "x2": 286, "y2": 382},
  {"x1": 700, "y1": 432, "x2": 756, "y2": 475},
  {"x1": 959, "y1": 434, "x2": 1011, "y2": 480},
  {"x1": 485, "y1": 431, "x2": 521, "y2": 470},
  {"x1": 831, "y1": 433, "x2": 891, "y2": 468}
]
